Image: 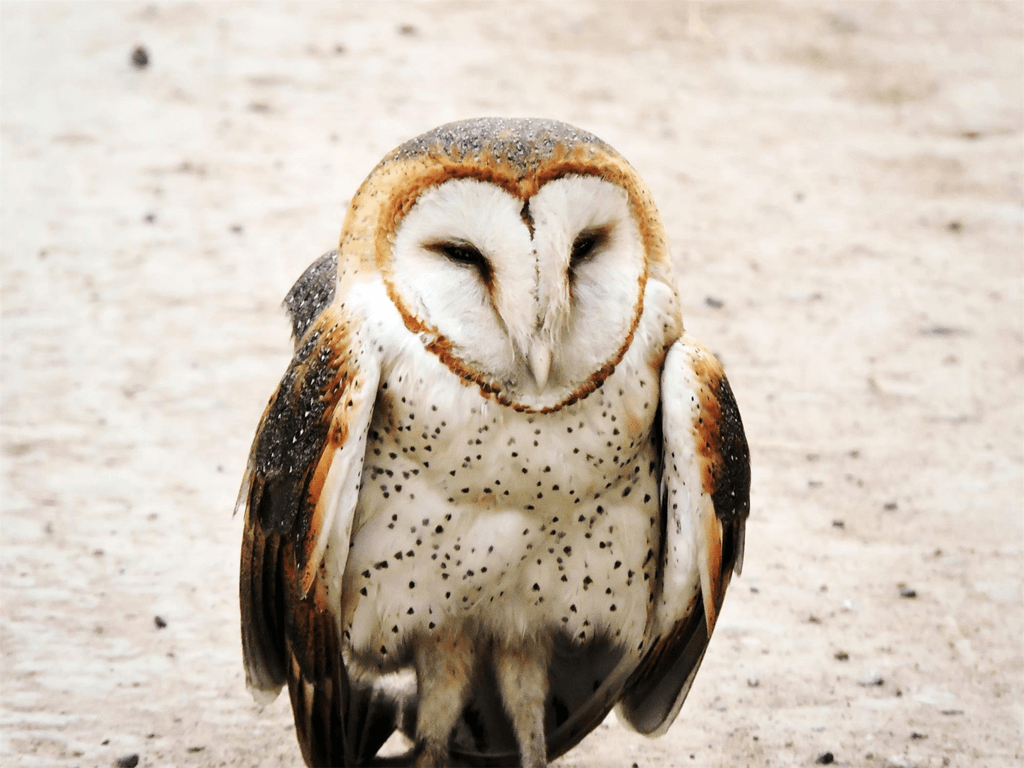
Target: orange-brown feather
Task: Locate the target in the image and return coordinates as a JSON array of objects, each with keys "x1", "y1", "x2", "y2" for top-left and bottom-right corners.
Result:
[
  {"x1": 700, "y1": 510, "x2": 725, "y2": 633},
  {"x1": 685, "y1": 341, "x2": 749, "y2": 581}
]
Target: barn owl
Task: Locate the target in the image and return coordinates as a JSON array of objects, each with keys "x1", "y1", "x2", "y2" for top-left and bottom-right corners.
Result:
[{"x1": 237, "y1": 118, "x2": 750, "y2": 768}]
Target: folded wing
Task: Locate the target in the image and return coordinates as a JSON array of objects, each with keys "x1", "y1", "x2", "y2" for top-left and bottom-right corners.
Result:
[
  {"x1": 237, "y1": 269, "x2": 387, "y2": 766},
  {"x1": 617, "y1": 334, "x2": 750, "y2": 736}
]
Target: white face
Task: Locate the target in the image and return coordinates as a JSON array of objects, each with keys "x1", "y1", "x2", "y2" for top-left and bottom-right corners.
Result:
[{"x1": 388, "y1": 175, "x2": 646, "y2": 409}]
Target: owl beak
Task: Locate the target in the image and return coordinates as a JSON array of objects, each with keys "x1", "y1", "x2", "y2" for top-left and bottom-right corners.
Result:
[{"x1": 528, "y1": 340, "x2": 552, "y2": 390}]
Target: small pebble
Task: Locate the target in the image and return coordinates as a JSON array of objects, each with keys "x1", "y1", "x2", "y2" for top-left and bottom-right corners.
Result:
[
  {"x1": 154, "y1": 615, "x2": 167, "y2": 629},
  {"x1": 899, "y1": 587, "x2": 917, "y2": 598},
  {"x1": 815, "y1": 752, "x2": 835, "y2": 764},
  {"x1": 115, "y1": 755, "x2": 139, "y2": 768},
  {"x1": 883, "y1": 500, "x2": 898, "y2": 510},
  {"x1": 831, "y1": 519, "x2": 845, "y2": 528},
  {"x1": 705, "y1": 296, "x2": 724, "y2": 309},
  {"x1": 130, "y1": 46, "x2": 148, "y2": 69},
  {"x1": 834, "y1": 650, "x2": 849, "y2": 661},
  {"x1": 859, "y1": 671, "x2": 884, "y2": 686},
  {"x1": 910, "y1": 732, "x2": 927, "y2": 740}
]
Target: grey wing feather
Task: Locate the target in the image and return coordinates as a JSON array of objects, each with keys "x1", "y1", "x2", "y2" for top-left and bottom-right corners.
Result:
[{"x1": 284, "y1": 250, "x2": 338, "y2": 343}]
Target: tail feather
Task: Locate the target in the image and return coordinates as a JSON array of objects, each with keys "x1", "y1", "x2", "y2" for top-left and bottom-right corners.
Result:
[
  {"x1": 616, "y1": 601, "x2": 709, "y2": 736},
  {"x1": 240, "y1": 485, "x2": 286, "y2": 698}
]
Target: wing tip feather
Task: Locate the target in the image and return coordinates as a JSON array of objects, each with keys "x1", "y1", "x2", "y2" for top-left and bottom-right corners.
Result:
[{"x1": 247, "y1": 677, "x2": 284, "y2": 706}]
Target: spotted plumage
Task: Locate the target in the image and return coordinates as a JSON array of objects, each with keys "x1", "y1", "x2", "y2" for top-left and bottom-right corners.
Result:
[{"x1": 237, "y1": 118, "x2": 750, "y2": 768}]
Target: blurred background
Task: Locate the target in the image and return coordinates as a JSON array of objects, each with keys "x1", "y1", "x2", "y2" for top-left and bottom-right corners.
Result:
[{"x1": 2, "y1": 3, "x2": 1021, "y2": 767}]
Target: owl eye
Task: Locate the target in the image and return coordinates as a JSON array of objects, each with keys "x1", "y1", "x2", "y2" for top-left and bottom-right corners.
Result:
[
  {"x1": 427, "y1": 241, "x2": 488, "y2": 269},
  {"x1": 570, "y1": 226, "x2": 610, "y2": 266},
  {"x1": 426, "y1": 240, "x2": 493, "y2": 286}
]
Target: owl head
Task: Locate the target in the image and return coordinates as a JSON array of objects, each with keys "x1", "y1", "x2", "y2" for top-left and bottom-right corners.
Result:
[{"x1": 338, "y1": 118, "x2": 678, "y2": 412}]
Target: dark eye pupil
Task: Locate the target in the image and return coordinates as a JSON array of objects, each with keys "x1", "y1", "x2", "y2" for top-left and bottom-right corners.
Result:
[
  {"x1": 571, "y1": 230, "x2": 603, "y2": 264},
  {"x1": 426, "y1": 242, "x2": 492, "y2": 282},
  {"x1": 439, "y1": 243, "x2": 485, "y2": 266},
  {"x1": 572, "y1": 236, "x2": 596, "y2": 261}
]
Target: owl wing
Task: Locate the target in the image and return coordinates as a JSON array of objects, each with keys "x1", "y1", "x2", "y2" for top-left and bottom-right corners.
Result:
[
  {"x1": 238, "y1": 261, "x2": 391, "y2": 766},
  {"x1": 616, "y1": 334, "x2": 750, "y2": 736},
  {"x1": 283, "y1": 250, "x2": 338, "y2": 342}
]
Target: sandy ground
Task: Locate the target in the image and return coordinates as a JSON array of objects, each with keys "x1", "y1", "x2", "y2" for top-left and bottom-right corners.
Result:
[{"x1": 1, "y1": 2, "x2": 1022, "y2": 767}]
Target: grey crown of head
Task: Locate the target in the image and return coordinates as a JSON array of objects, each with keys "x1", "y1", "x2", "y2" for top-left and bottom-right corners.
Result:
[{"x1": 387, "y1": 117, "x2": 616, "y2": 174}]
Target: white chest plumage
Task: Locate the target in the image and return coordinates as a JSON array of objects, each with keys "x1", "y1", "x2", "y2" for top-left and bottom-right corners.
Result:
[{"x1": 333, "y1": 279, "x2": 674, "y2": 674}]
